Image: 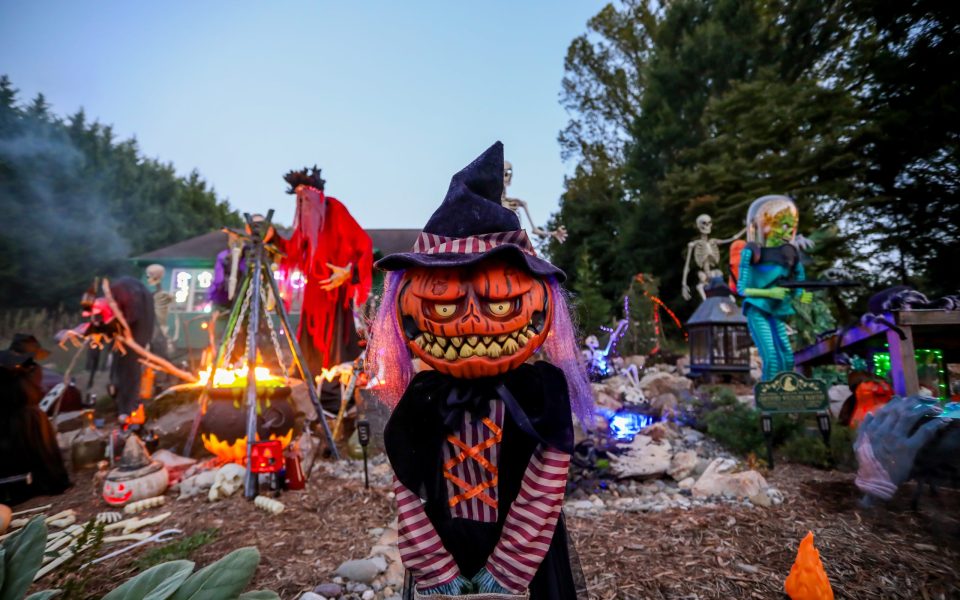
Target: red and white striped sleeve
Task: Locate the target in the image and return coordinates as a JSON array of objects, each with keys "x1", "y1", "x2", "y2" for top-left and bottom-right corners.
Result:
[
  {"x1": 485, "y1": 445, "x2": 570, "y2": 592},
  {"x1": 394, "y1": 477, "x2": 461, "y2": 590}
]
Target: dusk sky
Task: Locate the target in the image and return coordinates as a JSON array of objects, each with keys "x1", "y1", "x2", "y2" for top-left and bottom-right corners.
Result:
[{"x1": 0, "y1": 1, "x2": 603, "y2": 230}]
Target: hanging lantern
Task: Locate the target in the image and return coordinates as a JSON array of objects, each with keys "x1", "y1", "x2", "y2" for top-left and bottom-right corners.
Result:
[{"x1": 686, "y1": 278, "x2": 751, "y2": 380}]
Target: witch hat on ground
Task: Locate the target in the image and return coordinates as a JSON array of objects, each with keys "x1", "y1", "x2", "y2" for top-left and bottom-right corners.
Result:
[{"x1": 376, "y1": 141, "x2": 565, "y2": 281}]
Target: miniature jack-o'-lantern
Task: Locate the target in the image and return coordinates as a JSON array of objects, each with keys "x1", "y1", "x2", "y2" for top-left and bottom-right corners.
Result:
[
  {"x1": 102, "y1": 433, "x2": 168, "y2": 506},
  {"x1": 397, "y1": 258, "x2": 552, "y2": 379}
]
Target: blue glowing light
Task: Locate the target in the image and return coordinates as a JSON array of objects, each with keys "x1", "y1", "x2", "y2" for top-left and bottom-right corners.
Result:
[{"x1": 608, "y1": 410, "x2": 656, "y2": 441}]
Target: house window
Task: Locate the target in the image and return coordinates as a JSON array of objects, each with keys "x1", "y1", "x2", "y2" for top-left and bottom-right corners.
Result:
[{"x1": 170, "y1": 268, "x2": 215, "y2": 313}]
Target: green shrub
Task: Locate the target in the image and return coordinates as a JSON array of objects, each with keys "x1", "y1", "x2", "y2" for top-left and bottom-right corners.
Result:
[
  {"x1": 829, "y1": 424, "x2": 858, "y2": 471},
  {"x1": 702, "y1": 389, "x2": 803, "y2": 457},
  {"x1": 780, "y1": 432, "x2": 832, "y2": 468}
]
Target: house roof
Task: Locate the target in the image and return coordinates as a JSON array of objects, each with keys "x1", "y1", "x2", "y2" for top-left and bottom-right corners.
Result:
[{"x1": 131, "y1": 228, "x2": 421, "y2": 263}]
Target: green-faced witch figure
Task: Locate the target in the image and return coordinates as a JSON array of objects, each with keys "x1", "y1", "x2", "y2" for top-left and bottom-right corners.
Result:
[{"x1": 736, "y1": 195, "x2": 812, "y2": 381}]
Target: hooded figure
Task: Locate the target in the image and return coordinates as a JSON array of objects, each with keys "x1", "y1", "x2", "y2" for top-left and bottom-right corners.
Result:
[
  {"x1": 273, "y1": 167, "x2": 373, "y2": 377},
  {"x1": 368, "y1": 142, "x2": 591, "y2": 598},
  {"x1": 0, "y1": 335, "x2": 70, "y2": 504}
]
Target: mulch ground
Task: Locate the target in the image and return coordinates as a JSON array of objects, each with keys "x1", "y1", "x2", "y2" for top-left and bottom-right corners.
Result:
[
  {"x1": 18, "y1": 463, "x2": 960, "y2": 599},
  {"x1": 570, "y1": 466, "x2": 960, "y2": 599}
]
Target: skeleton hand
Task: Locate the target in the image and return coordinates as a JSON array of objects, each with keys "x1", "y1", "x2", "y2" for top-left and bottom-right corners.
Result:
[
  {"x1": 319, "y1": 263, "x2": 352, "y2": 291},
  {"x1": 854, "y1": 395, "x2": 947, "y2": 501},
  {"x1": 551, "y1": 225, "x2": 568, "y2": 244},
  {"x1": 682, "y1": 283, "x2": 692, "y2": 301}
]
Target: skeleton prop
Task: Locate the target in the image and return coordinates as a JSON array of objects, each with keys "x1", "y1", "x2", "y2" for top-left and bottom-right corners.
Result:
[
  {"x1": 681, "y1": 214, "x2": 745, "y2": 301},
  {"x1": 500, "y1": 160, "x2": 567, "y2": 244}
]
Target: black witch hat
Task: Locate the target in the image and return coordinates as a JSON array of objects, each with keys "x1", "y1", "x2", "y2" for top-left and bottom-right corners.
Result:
[{"x1": 376, "y1": 142, "x2": 565, "y2": 281}]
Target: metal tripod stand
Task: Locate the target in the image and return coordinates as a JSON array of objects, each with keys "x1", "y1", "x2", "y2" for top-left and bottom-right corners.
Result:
[{"x1": 183, "y1": 210, "x2": 340, "y2": 499}]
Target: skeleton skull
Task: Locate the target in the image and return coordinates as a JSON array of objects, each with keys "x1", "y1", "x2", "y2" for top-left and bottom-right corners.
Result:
[
  {"x1": 208, "y1": 463, "x2": 246, "y2": 501},
  {"x1": 145, "y1": 264, "x2": 165, "y2": 288},
  {"x1": 503, "y1": 160, "x2": 513, "y2": 189},
  {"x1": 696, "y1": 214, "x2": 713, "y2": 235}
]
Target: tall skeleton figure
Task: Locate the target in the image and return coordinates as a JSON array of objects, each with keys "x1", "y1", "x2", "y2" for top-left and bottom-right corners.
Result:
[
  {"x1": 500, "y1": 160, "x2": 567, "y2": 243},
  {"x1": 681, "y1": 214, "x2": 745, "y2": 301}
]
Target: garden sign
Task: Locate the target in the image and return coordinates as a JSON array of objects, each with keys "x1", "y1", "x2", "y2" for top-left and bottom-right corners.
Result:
[{"x1": 755, "y1": 372, "x2": 831, "y2": 468}]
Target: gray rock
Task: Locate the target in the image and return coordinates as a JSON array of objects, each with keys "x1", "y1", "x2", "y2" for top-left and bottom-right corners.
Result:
[
  {"x1": 369, "y1": 555, "x2": 388, "y2": 573},
  {"x1": 314, "y1": 583, "x2": 343, "y2": 597},
  {"x1": 361, "y1": 591, "x2": 375, "y2": 600},
  {"x1": 336, "y1": 559, "x2": 381, "y2": 584},
  {"x1": 299, "y1": 593, "x2": 326, "y2": 600}
]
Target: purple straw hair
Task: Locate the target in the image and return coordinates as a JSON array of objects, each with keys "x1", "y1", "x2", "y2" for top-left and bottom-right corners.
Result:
[
  {"x1": 366, "y1": 270, "x2": 413, "y2": 408},
  {"x1": 543, "y1": 278, "x2": 595, "y2": 429}
]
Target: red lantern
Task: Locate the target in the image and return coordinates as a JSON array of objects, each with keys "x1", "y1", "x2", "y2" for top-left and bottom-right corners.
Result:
[{"x1": 249, "y1": 440, "x2": 284, "y2": 474}]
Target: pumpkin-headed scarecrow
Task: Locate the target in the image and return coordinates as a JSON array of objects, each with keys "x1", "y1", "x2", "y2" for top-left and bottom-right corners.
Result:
[{"x1": 369, "y1": 143, "x2": 592, "y2": 598}]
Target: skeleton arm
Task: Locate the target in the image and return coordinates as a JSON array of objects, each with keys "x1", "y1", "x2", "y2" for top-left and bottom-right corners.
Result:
[
  {"x1": 504, "y1": 196, "x2": 567, "y2": 243},
  {"x1": 716, "y1": 227, "x2": 747, "y2": 245},
  {"x1": 681, "y1": 242, "x2": 695, "y2": 300}
]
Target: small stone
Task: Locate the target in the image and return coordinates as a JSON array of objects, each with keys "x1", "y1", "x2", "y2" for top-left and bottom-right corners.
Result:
[
  {"x1": 750, "y1": 492, "x2": 772, "y2": 507},
  {"x1": 314, "y1": 583, "x2": 342, "y2": 597},
  {"x1": 572, "y1": 499, "x2": 594, "y2": 510},
  {"x1": 383, "y1": 587, "x2": 394, "y2": 596},
  {"x1": 333, "y1": 576, "x2": 344, "y2": 584},
  {"x1": 361, "y1": 591, "x2": 375, "y2": 600},
  {"x1": 370, "y1": 555, "x2": 388, "y2": 573},
  {"x1": 299, "y1": 593, "x2": 325, "y2": 600},
  {"x1": 369, "y1": 527, "x2": 384, "y2": 537},
  {"x1": 336, "y1": 559, "x2": 380, "y2": 584}
]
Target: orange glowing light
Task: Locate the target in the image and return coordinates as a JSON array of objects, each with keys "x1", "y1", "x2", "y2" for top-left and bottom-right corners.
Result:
[
  {"x1": 196, "y1": 364, "x2": 285, "y2": 389},
  {"x1": 201, "y1": 429, "x2": 294, "y2": 464},
  {"x1": 127, "y1": 403, "x2": 146, "y2": 426},
  {"x1": 785, "y1": 531, "x2": 834, "y2": 600}
]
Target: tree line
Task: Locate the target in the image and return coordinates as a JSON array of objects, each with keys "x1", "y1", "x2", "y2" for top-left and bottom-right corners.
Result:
[
  {"x1": 550, "y1": 0, "x2": 959, "y2": 334},
  {"x1": 0, "y1": 75, "x2": 241, "y2": 309}
]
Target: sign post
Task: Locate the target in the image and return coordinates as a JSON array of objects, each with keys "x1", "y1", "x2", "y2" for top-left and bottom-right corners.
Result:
[{"x1": 755, "y1": 372, "x2": 830, "y2": 468}]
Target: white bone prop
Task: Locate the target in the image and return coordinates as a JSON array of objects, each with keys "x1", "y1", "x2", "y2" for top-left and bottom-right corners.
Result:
[
  {"x1": 35, "y1": 550, "x2": 74, "y2": 580},
  {"x1": 124, "y1": 496, "x2": 166, "y2": 514},
  {"x1": 12, "y1": 503, "x2": 52, "y2": 516},
  {"x1": 254, "y1": 495, "x2": 285, "y2": 514},
  {"x1": 119, "y1": 512, "x2": 171, "y2": 534},
  {"x1": 103, "y1": 531, "x2": 153, "y2": 543},
  {"x1": 96, "y1": 511, "x2": 123, "y2": 524},
  {"x1": 48, "y1": 514, "x2": 77, "y2": 528},
  {"x1": 44, "y1": 509, "x2": 76, "y2": 525}
]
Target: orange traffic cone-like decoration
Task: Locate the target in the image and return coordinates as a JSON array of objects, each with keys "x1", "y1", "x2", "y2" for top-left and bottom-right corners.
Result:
[{"x1": 785, "y1": 531, "x2": 834, "y2": 600}]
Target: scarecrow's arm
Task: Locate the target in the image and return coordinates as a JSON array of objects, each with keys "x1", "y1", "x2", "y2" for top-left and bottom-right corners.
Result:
[
  {"x1": 483, "y1": 444, "x2": 570, "y2": 593},
  {"x1": 394, "y1": 478, "x2": 463, "y2": 591}
]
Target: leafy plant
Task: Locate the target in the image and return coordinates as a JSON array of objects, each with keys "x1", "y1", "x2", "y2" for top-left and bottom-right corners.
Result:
[
  {"x1": 0, "y1": 518, "x2": 277, "y2": 600},
  {"x1": 829, "y1": 425, "x2": 858, "y2": 472},
  {"x1": 50, "y1": 519, "x2": 105, "y2": 600},
  {"x1": 134, "y1": 529, "x2": 220, "y2": 571},
  {"x1": 701, "y1": 389, "x2": 801, "y2": 457},
  {"x1": 780, "y1": 433, "x2": 832, "y2": 469}
]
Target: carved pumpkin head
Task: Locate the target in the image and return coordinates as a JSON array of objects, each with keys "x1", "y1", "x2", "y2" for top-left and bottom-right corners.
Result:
[{"x1": 397, "y1": 258, "x2": 551, "y2": 378}]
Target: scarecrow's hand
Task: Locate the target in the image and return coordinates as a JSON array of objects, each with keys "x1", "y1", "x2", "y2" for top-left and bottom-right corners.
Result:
[
  {"x1": 420, "y1": 575, "x2": 472, "y2": 595},
  {"x1": 319, "y1": 262, "x2": 352, "y2": 291},
  {"x1": 799, "y1": 291, "x2": 813, "y2": 304},
  {"x1": 472, "y1": 568, "x2": 511, "y2": 593}
]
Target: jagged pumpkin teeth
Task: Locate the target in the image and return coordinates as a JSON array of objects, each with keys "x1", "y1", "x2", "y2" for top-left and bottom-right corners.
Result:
[
  {"x1": 423, "y1": 332, "x2": 434, "y2": 342},
  {"x1": 467, "y1": 336, "x2": 479, "y2": 346},
  {"x1": 459, "y1": 344, "x2": 474, "y2": 358},
  {"x1": 503, "y1": 339, "x2": 519, "y2": 354},
  {"x1": 431, "y1": 344, "x2": 446, "y2": 358},
  {"x1": 497, "y1": 334, "x2": 508, "y2": 343},
  {"x1": 487, "y1": 342, "x2": 502, "y2": 358},
  {"x1": 483, "y1": 336, "x2": 493, "y2": 344},
  {"x1": 415, "y1": 335, "x2": 426, "y2": 348},
  {"x1": 436, "y1": 337, "x2": 448, "y2": 348},
  {"x1": 444, "y1": 345, "x2": 458, "y2": 361},
  {"x1": 474, "y1": 343, "x2": 488, "y2": 357},
  {"x1": 517, "y1": 333, "x2": 529, "y2": 346},
  {"x1": 451, "y1": 337, "x2": 463, "y2": 348}
]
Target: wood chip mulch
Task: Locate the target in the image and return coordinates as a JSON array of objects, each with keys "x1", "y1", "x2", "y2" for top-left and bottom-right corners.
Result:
[
  {"x1": 19, "y1": 463, "x2": 960, "y2": 599},
  {"x1": 569, "y1": 465, "x2": 960, "y2": 599}
]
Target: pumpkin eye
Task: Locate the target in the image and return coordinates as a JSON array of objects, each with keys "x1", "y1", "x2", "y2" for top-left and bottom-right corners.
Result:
[
  {"x1": 487, "y1": 300, "x2": 514, "y2": 317},
  {"x1": 433, "y1": 303, "x2": 458, "y2": 318}
]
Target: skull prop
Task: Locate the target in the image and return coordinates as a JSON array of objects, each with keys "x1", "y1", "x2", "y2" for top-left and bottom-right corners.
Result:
[
  {"x1": 208, "y1": 463, "x2": 246, "y2": 501},
  {"x1": 696, "y1": 214, "x2": 713, "y2": 235},
  {"x1": 145, "y1": 264, "x2": 165, "y2": 288},
  {"x1": 503, "y1": 160, "x2": 513, "y2": 188},
  {"x1": 102, "y1": 434, "x2": 169, "y2": 506},
  {"x1": 397, "y1": 258, "x2": 552, "y2": 379}
]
